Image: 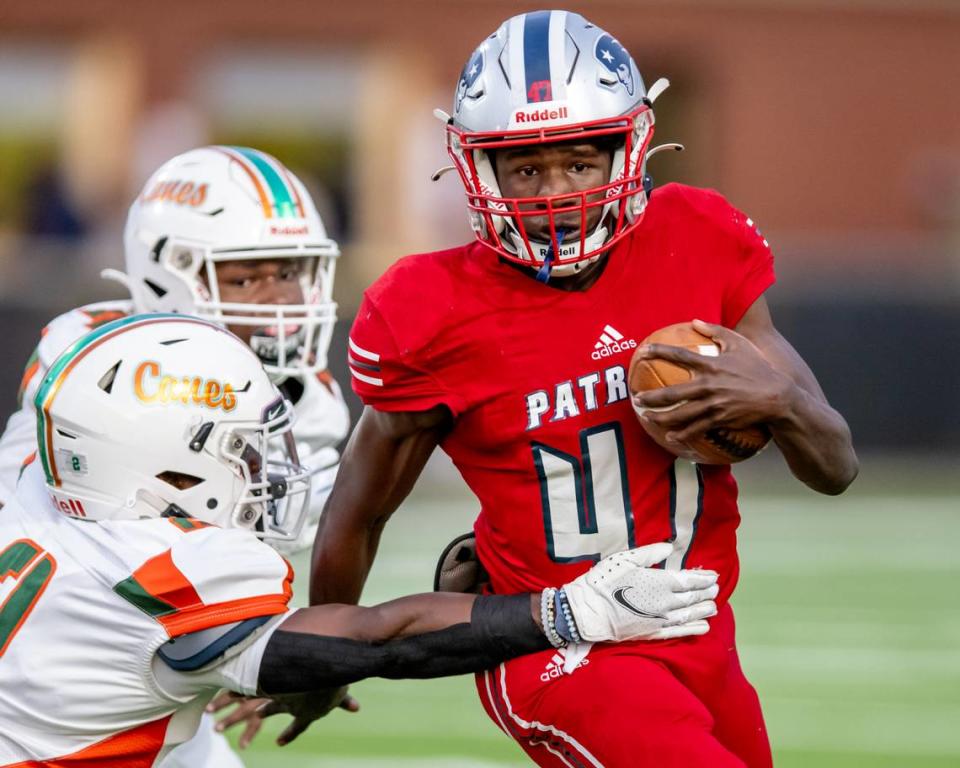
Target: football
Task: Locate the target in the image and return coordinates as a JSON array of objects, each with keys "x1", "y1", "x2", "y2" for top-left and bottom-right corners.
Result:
[{"x1": 628, "y1": 322, "x2": 771, "y2": 464}]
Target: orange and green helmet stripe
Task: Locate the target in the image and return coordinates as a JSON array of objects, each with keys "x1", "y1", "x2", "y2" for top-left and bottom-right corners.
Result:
[
  {"x1": 17, "y1": 348, "x2": 40, "y2": 408},
  {"x1": 213, "y1": 146, "x2": 305, "y2": 219},
  {"x1": 32, "y1": 314, "x2": 213, "y2": 487}
]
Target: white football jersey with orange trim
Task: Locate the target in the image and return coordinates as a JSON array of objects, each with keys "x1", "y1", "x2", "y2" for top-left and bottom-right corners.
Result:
[
  {"x1": 0, "y1": 301, "x2": 131, "y2": 502},
  {"x1": 0, "y1": 300, "x2": 350, "y2": 514},
  {"x1": 0, "y1": 463, "x2": 293, "y2": 767}
]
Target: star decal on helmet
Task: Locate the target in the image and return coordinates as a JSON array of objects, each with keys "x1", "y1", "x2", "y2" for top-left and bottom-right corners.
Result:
[
  {"x1": 594, "y1": 34, "x2": 635, "y2": 96},
  {"x1": 455, "y1": 47, "x2": 485, "y2": 111}
]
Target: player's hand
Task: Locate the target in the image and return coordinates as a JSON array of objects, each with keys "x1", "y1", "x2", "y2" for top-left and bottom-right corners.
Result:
[
  {"x1": 562, "y1": 542, "x2": 719, "y2": 642},
  {"x1": 632, "y1": 319, "x2": 795, "y2": 444},
  {"x1": 258, "y1": 686, "x2": 360, "y2": 746},
  {"x1": 207, "y1": 692, "x2": 266, "y2": 749}
]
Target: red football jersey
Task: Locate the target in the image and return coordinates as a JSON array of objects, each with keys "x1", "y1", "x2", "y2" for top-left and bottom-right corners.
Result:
[{"x1": 349, "y1": 184, "x2": 775, "y2": 605}]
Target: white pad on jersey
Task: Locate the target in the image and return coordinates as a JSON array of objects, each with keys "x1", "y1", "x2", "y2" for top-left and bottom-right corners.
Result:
[{"x1": 562, "y1": 542, "x2": 719, "y2": 643}]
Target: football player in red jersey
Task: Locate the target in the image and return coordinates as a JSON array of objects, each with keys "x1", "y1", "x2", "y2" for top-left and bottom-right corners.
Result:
[{"x1": 310, "y1": 10, "x2": 857, "y2": 767}]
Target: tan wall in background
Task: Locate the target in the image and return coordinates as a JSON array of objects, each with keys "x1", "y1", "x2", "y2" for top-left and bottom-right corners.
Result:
[
  {"x1": 60, "y1": 35, "x2": 143, "y2": 217},
  {"x1": 3, "y1": 0, "x2": 959, "y2": 279}
]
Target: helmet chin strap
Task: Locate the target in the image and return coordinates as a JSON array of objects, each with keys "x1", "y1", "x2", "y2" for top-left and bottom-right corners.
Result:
[
  {"x1": 535, "y1": 229, "x2": 566, "y2": 284},
  {"x1": 507, "y1": 221, "x2": 610, "y2": 276}
]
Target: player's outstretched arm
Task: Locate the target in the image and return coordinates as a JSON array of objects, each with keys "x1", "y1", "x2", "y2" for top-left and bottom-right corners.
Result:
[
  {"x1": 250, "y1": 545, "x2": 718, "y2": 744},
  {"x1": 259, "y1": 592, "x2": 540, "y2": 695},
  {"x1": 309, "y1": 404, "x2": 452, "y2": 606},
  {"x1": 259, "y1": 542, "x2": 718, "y2": 692},
  {"x1": 634, "y1": 299, "x2": 857, "y2": 495}
]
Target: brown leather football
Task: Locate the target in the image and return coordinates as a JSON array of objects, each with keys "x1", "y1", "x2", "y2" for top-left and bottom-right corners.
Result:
[{"x1": 628, "y1": 322, "x2": 770, "y2": 464}]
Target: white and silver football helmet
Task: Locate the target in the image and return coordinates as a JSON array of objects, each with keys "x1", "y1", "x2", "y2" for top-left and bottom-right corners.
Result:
[
  {"x1": 444, "y1": 10, "x2": 677, "y2": 277},
  {"x1": 109, "y1": 146, "x2": 339, "y2": 379},
  {"x1": 34, "y1": 314, "x2": 311, "y2": 542}
]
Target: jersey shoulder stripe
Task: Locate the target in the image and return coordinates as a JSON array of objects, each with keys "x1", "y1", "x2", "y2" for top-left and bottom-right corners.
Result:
[
  {"x1": 114, "y1": 541, "x2": 293, "y2": 637},
  {"x1": 113, "y1": 549, "x2": 203, "y2": 620}
]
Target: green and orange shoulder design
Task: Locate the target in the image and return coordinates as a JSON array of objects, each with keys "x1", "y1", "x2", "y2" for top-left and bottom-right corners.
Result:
[{"x1": 113, "y1": 522, "x2": 293, "y2": 636}]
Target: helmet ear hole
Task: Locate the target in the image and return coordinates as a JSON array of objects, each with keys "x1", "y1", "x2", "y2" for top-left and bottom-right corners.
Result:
[
  {"x1": 97, "y1": 361, "x2": 122, "y2": 394},
  {"x1": 156, "y1": 470, "x2": 204, "y2": 490},
  {"x1": 150, "y1": 237, "x2": 167, "y2": 263},
  {"x1": 144, "y1": 279, "x2": 168, "y2": 298}
]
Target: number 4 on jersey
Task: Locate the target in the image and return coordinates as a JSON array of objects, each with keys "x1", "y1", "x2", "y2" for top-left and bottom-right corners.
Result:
[
  {"x1": 533, "y1": 422, "x2": 704, "y2": 568},
  {"x1": 533, "y1": 423, "x2": 636, "y2": 564}
]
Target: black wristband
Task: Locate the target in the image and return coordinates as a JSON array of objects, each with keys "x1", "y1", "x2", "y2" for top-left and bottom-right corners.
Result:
[
  {"x1": 471, "y1": 593, "x2": 551, "y2": 658},
  {"x1": 259, "y1": 596, "x2": 549, "y2": 695}
]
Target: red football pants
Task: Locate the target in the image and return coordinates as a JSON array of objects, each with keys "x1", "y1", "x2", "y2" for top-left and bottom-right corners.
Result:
[{"x1": 475, "y1": 603, "x2": 771, "y2": 768}]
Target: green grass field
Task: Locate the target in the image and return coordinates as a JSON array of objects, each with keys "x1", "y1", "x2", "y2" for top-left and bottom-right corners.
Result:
[{"x1": 232, "y1": 456, "x2": 960, "y2": 767}]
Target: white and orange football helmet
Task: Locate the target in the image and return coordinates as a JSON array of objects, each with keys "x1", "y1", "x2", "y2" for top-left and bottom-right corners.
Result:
[
  {"x1": 108, "y1": 146, "x2": 339, "y2": 379},
  {"x1": 444, "y1": 10, "x2": 678, "y2": 278},
  {"x1": 33, "y1": 315, "x2": 311, "y2": 541}
]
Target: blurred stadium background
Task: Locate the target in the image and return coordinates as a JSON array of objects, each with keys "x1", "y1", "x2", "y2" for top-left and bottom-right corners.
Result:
[{"x1": 1, "y1": 0, "x2": 958, "y2": 765}]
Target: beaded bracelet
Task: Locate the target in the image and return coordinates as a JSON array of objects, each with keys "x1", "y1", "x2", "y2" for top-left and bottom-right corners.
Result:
[
  {"x1": 554, "y1": 588, "x2": 583, "y2": 644},
  {"x1": 540, "y1": 587, "x2": 566, "y2": 648},
  {"x1": 540, "y1": 587, "x2": 553, "y2": 643}
]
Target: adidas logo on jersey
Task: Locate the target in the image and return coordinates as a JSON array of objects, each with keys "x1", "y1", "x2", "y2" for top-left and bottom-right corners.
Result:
[
  {"x1": 540, "y1": 652, "x2": 590, "y2": 682},
  {"x1": 592, "y1": 325, "x2": 637, "y2": 361}
]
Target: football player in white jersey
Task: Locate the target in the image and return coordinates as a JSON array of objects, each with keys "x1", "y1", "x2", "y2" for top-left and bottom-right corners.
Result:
[
  {"x1": 0, "y1": 146, "x2": 349, "y2": 766},
  {"x1": 0, "y1": 145, "x2": 347, "y2": 542},
  {"x1": 0, "y1": 315, "x2": 719, "y2": 767}
]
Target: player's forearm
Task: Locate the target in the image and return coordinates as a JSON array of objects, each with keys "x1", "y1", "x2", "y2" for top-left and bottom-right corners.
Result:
[
  {"x1": 736, "y1": 305, "x2": 858, "y2": 494},
  {"x1": 310, "y1": 510, "x2": 381, "y2": 605},
  {"x1": 769, "y1": 384, "x2": 858, "y2": 495},
  {"x1": 308, "y1": 440, "x2": 408, "y2": 604},
  {"x1": 284, "y1": 592, "x2": 488, "y2": 642},
  {"x1": 258, "y1": 594, "x2": 547, "y2": 695},
  {"x1": 309, "y1": 405, "x2": 450, "y2": 605}
]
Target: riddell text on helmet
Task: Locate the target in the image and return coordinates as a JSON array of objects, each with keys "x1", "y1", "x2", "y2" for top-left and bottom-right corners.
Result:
[
  {"x1": 269, "y1": 224, "x2": 309, "y2": 236},
  {"x1": 513, "y1": 106, "x2": 570, "y2": 124}
]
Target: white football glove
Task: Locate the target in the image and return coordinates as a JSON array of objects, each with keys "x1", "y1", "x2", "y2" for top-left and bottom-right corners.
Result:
[{"x1": 562, "y1": 542, "x2": 719, "y2": 643}]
